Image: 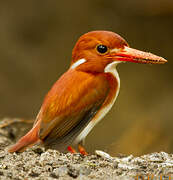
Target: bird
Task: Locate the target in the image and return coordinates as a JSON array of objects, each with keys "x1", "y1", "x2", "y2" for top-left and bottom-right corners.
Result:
[{"x1": 8, "y1": 30, "x2": 167, "y2": 154}]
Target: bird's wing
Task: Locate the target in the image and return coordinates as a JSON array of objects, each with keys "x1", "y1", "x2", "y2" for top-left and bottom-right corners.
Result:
[{"x1": 37, "y1": 69, "x2": 110, "y2": 146}]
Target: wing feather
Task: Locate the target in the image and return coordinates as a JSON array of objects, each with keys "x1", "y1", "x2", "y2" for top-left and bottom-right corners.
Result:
[{"x1": 37, "y1": 69, "x2": 110, "y2": 149}]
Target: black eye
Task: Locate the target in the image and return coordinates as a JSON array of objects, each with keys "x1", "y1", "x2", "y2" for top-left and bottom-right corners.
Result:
[{"x1": 96, "y1": 44, "x2": 108, "y2": 54}]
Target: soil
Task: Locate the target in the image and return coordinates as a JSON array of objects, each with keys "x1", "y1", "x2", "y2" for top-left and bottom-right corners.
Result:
[{"x1": 0, "y1": 118, "x2": 173, "y2": 180}]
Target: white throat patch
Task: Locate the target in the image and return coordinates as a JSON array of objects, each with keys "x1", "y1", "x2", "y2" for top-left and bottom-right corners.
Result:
[{"x1": 70, "y1": 58, "x2": 86, "y2": 69}]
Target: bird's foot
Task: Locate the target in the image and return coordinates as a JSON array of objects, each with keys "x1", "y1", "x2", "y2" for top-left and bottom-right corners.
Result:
[
  {"x1": 67, "y1": 145, "x2": 88, "y2": 155},
  {"x1": 78, "y1": 144, "x2": 88, "y2": 155},
  {"x1": 67, "y1": 146, "x2": 77, "y2": 154}
]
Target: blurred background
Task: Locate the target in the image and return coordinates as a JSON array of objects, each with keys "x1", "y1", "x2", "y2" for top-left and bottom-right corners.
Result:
[{"x1": 0, "y1": 0, "x2": 172, "y2": 156}]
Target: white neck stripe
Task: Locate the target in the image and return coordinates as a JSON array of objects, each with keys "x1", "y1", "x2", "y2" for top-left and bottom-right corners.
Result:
[
  {"x1": 74, "y1": 61, "x2": 121, "y2": 144},
  {"x1": 70, "y1": 59, "x2": 86, "y2": 69}
]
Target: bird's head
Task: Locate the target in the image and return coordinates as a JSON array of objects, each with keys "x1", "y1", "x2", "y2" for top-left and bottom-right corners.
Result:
[{"x1": 71, "y1": 31, "x2": 167, "y2": 72}]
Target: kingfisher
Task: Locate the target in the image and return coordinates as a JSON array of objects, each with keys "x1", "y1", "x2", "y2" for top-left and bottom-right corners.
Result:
[{"x1": 8, "y1": 31, "x2": 167, "y2": 155}]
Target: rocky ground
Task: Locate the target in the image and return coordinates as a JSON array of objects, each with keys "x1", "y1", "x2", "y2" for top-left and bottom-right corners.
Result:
[{"x1": 0, "y1": 118, "x2": 173, "y2": 180}]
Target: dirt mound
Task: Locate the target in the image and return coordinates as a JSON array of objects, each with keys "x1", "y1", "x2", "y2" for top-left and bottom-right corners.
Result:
[{"x1": 0, "y1": 118, "x2": 172, "y2": 179}]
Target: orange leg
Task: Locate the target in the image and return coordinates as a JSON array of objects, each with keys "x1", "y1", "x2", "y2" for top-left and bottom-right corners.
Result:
[
  {"x1": 78, "y1": 144, "x2": 88, "y2": 155},
  {"x1": 67, "y1": 146, "x2": 77, "y2": 154}
]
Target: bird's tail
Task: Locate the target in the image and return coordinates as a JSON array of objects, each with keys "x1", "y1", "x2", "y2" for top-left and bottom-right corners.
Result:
[{"x1": 8, "y1": 120, "x2": 41, "y2": 153}]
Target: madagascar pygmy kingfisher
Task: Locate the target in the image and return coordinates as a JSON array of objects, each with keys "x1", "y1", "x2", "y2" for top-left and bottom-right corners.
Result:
[{"x1": 8, "y1": 31, "x2": 167, "y2": 154}]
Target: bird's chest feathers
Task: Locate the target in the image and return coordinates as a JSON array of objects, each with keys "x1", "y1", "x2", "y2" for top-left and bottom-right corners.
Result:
[{"x1": 41, "y1": 69, "x2": 111, "y2": 120}]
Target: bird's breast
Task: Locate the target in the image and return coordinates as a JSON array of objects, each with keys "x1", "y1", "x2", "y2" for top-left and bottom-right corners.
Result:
[{"x1": 40, "y1": 69, "x2": 111, "y2": 122}]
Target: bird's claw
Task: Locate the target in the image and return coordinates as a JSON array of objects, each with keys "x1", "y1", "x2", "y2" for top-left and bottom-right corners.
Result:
[{"x1": 67, "y1": 145, "x2": 88, "y2": 155}]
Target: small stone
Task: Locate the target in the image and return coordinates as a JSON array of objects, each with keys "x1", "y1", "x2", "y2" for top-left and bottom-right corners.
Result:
[
  {"x1": 54, "y1": 166, "x2": 68, "y2": 176},
  {"x1": 7, "y1": 172, "x2": 13, "y2": 178},
  {"x1": 79, "y1": 166, "x2": 91, "y2": 176},
  {"x1": 33, "y1": 147, "x2": 44, "y2": 155},
  {"x1": 67, "y1": 165, "x2": 79, "y2": 178},
  {"x1": 29, "y1": 172, "x2": 39, "y2": 177},
  {"x1": 50, "y1": 172, "x2": 59, "y2": 178},
  {"x1": 95, "y1": 150, "x2": 112, "y2": 160},
  {"x1": 113, "y1": 161, "x2": 119, "y2": 169},
  {"x1": 45, "y1": 165, "x2": 53, "y2": 172},
  {"x1": 116, "y1": 169, "x2": 123, "y2": 176},
  {"x1": 28, "y1": 170, "x2": 40, "y2": 177},
  {"x1": 153, "y1": 164, "x2": 158, "y2": 168}
]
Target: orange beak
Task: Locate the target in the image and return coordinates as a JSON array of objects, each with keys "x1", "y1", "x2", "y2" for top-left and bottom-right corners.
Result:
[{"x1": 109, "y1": 46, "x2": 167, "y2": 64}]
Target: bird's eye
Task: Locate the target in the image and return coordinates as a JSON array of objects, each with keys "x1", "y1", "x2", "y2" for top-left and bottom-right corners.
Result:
[{"x1": 96, "y1": 44, "x2": 108, "y2": 54}]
